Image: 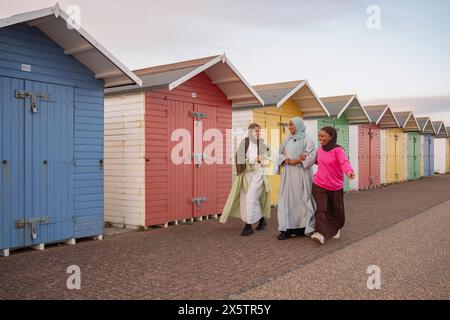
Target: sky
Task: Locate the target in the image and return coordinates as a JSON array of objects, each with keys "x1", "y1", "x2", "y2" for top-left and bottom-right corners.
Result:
[{"x1": 1, "y1": 0, "x2": 449, "y2": 124}]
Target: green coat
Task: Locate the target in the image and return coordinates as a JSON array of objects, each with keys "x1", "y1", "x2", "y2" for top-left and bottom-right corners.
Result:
[{"x1": 220, "y1": 165, "x2": 271, "y2": 224}]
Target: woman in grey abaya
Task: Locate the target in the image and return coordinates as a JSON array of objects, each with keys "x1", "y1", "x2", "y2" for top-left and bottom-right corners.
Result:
[{"x1": 274, "y1": 117, "x2": 317, "y2": 240}]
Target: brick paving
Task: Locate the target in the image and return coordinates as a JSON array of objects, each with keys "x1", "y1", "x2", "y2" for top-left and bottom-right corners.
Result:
[
  {"x1": 233, "y1": 200, "x2": 450, "y2": 300},
  {"x1": 0, "y1": 175, "x2": 449, "y2": 300}
]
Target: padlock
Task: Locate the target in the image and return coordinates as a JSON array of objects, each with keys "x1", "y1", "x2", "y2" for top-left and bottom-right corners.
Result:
[{"x1": 31, "y1": 224, "x2": 38, "y2": 240}]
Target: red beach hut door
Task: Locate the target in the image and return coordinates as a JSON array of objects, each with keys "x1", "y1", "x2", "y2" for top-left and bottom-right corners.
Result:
[
  {"x1": 193, "y1": 104, "x2": 217, "y2": 218},
  {"x1": 358, "y1": 125, "x2": 371, "y2": 189},
  {"x1": 167, "y1": 100, "x2": 194, "y2": 222}
]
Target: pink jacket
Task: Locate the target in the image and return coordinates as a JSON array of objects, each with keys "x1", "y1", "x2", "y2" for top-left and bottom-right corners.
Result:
[{"x1": 314, "y1": 146, "x2": 353, "y2": 191}]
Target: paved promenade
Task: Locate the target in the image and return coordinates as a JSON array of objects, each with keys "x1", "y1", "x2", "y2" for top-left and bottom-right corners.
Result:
[{"x1": 1, "y1": 175, "x2": 449, "y2": 299}]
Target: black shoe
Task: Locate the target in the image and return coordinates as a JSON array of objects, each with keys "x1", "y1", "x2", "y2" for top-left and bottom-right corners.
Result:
[
  {"x1": 277, "y1": 231, "x2": 291, "y2": 240},
  {"x1": 241, "y1": 224, "x2": 254, "y2": 236},
  {"x1": 256, "y1": 218, "x2": 267, "y2": 231},
  {"x1": 287, "y1": 228, "x2": 306, "y2": 237}
]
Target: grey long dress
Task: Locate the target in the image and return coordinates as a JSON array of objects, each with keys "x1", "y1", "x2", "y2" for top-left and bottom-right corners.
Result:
[{"x1": 276, "y1": 136, "x2": 317, "y2": 234}]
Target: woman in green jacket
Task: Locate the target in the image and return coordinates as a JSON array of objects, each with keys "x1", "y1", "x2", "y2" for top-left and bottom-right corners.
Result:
[{"x1": 220, "y1": 123, "x2": 271, "y2": 236}]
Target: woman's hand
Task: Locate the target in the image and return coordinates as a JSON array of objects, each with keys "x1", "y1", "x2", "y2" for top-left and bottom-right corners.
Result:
[
  {"x1": 347, "y1": 171, "x2": 356, "y2": 180},
  {"x1": 299, "y1": 153, "x2": 307, "y2": 162}
]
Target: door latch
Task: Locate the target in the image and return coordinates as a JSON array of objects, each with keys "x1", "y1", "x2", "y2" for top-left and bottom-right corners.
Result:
[
  {"x1": 15, "y1": 90, "x2": 50, "y2": 113},
  {"x1": 279, "y1": 122, "x2": 289, "y2": 133},
  {"x1": 190, "y1": 112, "x2": 207, "y2": 120},
  {"x1": 191, "y1": 197, "x2": 208, "y2": 211},
  {"x1": 16, "y1": 217, "x2": 52, "y2": 240}
]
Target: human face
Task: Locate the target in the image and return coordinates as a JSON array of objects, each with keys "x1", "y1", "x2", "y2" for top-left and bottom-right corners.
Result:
[
  {"x1": 319, "y1": 129, "x2": 332, "y2": 146},
  {"x1": 252, "y1": 126, "x2": 261, "y2": 140},
  {"x1": 288, "y1": 121, "x2": 296, "y2": 135}
]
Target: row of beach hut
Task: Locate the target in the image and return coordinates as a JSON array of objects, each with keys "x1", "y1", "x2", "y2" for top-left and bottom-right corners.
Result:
[{"x1": 0, "y1": 5, "x2": 449, "y2": 255}]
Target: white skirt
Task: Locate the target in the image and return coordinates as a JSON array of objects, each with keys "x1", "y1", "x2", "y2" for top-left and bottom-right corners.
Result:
[{"x1": 240, "y1": 166, "x2": 264, "y2": 224}]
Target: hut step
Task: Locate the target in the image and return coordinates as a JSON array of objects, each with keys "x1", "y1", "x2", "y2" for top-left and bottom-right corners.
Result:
[
  {"x1": 65, "y1": 238, "x2": 76, "y2": 246},
  {"x1": 32, "y1": 244, "x2": 45, "y2": 251},
  {"x1": 95, "y1": 235, "x2": 104, "y2": 241}
]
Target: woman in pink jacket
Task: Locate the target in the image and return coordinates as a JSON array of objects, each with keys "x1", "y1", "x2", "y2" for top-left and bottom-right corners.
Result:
[{"x1": 311, "y1": 126, "x2": 355, "y2": 245}]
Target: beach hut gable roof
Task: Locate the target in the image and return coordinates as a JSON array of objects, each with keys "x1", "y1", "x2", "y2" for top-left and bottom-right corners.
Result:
[
  {"x1": 0, "y1": 4, "x2": 141, "y2": 88},
  {"x1": 364, "y1": 105, "x2": 400, "y2": 128},
  {"x1": 108, "y1": 54, "x2": 264, "y2": 107},
  {"x1": 432, "y1": 121, "x2": 447, "y2": 138},
  {"x1": 416, "y1": 117, "x2": 436, "y2": 134},
  {"x1": 252, "y1": 80, "x2": 329, "y2": 118},
  {"x1": 320, "y1": 95, "x2": 370, "y2": 124},
  {"x1": 394, "y1": 111, "x2": 420, "y2": 132}
]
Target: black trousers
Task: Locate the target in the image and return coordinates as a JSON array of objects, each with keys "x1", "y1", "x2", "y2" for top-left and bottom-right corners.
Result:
[{"x1": 312, "y1": 183, "x2": 345, "y2": 240}]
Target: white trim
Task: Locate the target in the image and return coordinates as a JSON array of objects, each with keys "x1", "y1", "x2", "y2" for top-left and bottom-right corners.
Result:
[
  {"x1": 276, "y1": 81, "x2": 306, "y2": 108},
  {"x1": 335, "y1": 95, "x2": 355, "y2": 119},
  {"x1": 401, "y1": 112, "x2": 412, "y2": 128},
  {"x1": 433, "y1": 121, "x2": 443, "y2": 136},
  {"x1": 335, "y1": 95, "x2": 371, "y2": 122},
  {"x1": 168, "y1": 54, "x2": 265, "y2": 106},
  {"x1": 305, "y1": 80, "x2": 330, "y2": 117},
  {"x1": 375, "y1": 105, "x2": 389, "y2": 125},
  {"x1": 377, "y1": 106, "x2": 400, "y2": 128},
  {"x1": 389, "y1": 107, "x2": 401, "y2": 128},
  {"x1": 222, "y1": 55, "x2": 265, "y2": 106},
  {"x1": 353, "y1": 96, "x2": 371, "y2": 123},
  {"x1": 409, "y1": 113, "x2": 421, "y2": 131},
  {"x1": 419, "y1": 117, "x2": 431, "y2": 133},
  {"x1": 0, "y1": 4, "x2": 142, "y2": 87},
  {"x1": 54, "y1": 5, "x2": 142, "y2": 87},
  {"x1": 0, "y1": 6, "x2": 55, "y2": 28},
  {"x1": 429, "y1": 119, "x2": 438, "y2": 135},
  {"x1": 168, "y1": 55, "x2": 223, "y2": 90},
  {"x1": 104, "y1": 78, "x2": 139, "y2": 88}
]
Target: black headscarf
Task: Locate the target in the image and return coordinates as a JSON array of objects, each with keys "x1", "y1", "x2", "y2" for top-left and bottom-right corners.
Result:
[{"x1": 320, "y1": 126, "x2": 342, "y2": 152}]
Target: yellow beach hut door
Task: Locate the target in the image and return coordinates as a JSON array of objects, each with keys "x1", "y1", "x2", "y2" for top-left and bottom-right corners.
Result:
[{"x1": 264, "y1": 114, "x2": 282, "y2": 206}]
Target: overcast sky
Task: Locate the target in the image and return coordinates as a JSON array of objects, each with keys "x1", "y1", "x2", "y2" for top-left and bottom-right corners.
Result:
[{"x1": 1, "y1": 0, "x2": 449, "y2": 124}]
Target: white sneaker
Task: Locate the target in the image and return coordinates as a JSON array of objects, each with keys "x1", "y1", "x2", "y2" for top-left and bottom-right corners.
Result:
[
  {"x1": 333, "y1": 230, "x2": 341, "y2": 239},
  {"x1": 311, "y1": 232, "x2": 324, "y2": 245}
]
